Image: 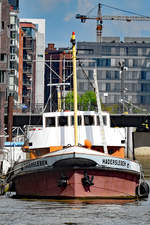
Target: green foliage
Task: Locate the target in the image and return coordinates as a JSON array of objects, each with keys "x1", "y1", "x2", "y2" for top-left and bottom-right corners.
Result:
[
  {"x1": 80, "y1": 91, "x2": 97, "y2": 111},
  {"x1": 65, "y1": 91, "x2": 81, "y2": 110},
  {"x1": 65, "y1": 91, "x2": 97, "y2": 111},
  {"x1": 65, "y1": 91, "x2": 120, "y2": 113},
  {"x1": 102, "y1": 104, "x2": 120, "y2": 114}
]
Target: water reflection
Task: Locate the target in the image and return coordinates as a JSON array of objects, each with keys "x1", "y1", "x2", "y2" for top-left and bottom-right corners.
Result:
[{"x1": 0, "y1": 180, "x2": 150, "y2": 225}]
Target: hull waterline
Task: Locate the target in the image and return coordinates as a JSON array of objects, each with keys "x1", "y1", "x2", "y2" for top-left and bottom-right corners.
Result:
[
  {"x1": 14, "y1": 169, "x2": 139, "y2": 199},
  {"x1": 11, "y1": 146, "x2": 146, "y2": 199}
]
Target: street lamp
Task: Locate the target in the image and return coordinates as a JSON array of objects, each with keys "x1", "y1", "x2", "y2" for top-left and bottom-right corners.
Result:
[{"x1": 119, "y1": 61, "x2": 128, "y2": 113}]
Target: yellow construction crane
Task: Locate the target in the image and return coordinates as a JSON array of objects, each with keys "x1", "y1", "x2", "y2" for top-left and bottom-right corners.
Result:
[{"x1": 76, "y1": 3, "x2": 150, "y2": 42}]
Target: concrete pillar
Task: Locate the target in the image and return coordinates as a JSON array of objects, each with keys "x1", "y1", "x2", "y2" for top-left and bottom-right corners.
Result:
[{"x1": 126, "y1": 127, "x2": 135, "y2": 159}]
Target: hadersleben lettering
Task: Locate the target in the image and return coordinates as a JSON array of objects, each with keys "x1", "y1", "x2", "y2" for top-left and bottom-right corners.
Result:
[{"x1": 102, "y1": 158, "x2": 130, "y2": 168}]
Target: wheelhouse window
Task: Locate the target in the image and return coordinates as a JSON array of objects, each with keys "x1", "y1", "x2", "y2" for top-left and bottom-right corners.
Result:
[
  {"x1": 103, "y1": 116, "x2": 107, "y2": 125},
  {"x1": 97, "y1": 116, "x2": 107, "y2": 126},
  {"x1": 84, "y1": 115, "x2": 94, "y2": 126},
  {"x1": 46, "y1": 117, "x2": 55, "y2": 127},
  {"x1": 58, "y1": 116, "x2": 68, "y2": 126},
  {"x1": 71, "y1": 116, "x2": 82, "y2": 126}
]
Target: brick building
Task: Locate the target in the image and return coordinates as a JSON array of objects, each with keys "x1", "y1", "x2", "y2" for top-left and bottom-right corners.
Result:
[
  {"x1": 0, "y1": 0, "x2": 10, "y2": 153},
  {"x1": 45, "y1": 44, "x2": 73, "y2": 111}
]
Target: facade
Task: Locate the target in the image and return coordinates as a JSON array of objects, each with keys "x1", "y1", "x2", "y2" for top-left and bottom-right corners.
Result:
[
  {"x1": 9, "y1": 7, "x2": 19, "y2": 103},
  {"x1": 45, "y1": 44, "x2": 73, "y2": 111},
  {"x1": 19, "y1": 19, "x2": 45, "y2": 112},
  {"x1": 0, "y1": 0, "x2": 10, "y2": 152},
  {"x1": 19, "y1": 21, "x2": 36, "y2": 109},
  {"x1": 77, "y1": 37, "x2": 150, "y2": 112}
]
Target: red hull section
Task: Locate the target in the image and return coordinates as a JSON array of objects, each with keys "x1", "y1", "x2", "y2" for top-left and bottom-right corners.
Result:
[{"x1": 14, "y1": 169, "x2": 139, "y2": 198}]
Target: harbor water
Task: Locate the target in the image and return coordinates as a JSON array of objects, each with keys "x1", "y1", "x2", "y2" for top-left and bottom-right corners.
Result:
[{"x1": 0, "y1": 180, "x2": 150, "y2": 225}]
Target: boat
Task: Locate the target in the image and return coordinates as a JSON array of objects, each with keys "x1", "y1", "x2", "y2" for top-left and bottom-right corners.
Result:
[{"x1": 8, "y1": 32, "x2": 149, "y2": 199}]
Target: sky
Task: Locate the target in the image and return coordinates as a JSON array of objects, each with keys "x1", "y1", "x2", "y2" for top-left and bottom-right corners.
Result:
[{"x1": 19, "y1": 0, "x2": 150, "y2": 48}]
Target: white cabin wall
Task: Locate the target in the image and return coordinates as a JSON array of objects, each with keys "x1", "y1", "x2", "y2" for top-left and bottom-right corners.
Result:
[{"x1": 29, "y1": 126, "x2": 125, "y2": 148}]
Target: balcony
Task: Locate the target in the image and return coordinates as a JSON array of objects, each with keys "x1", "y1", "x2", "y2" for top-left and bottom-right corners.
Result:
[
  {"x1": 23, "y1": 80, "x2": 32, "y2": 86},
  {"x1": 23, "y1": 68, "x2": 32, "y2": 74}
]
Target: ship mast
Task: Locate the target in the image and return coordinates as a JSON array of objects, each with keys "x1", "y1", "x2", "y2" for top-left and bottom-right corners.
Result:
[
  {"x1": 93, "y1": 69, "x2": 108, "y2": 154},
  {"x1": 70, "y1": 32, "x2": 78, "y2": 146}
]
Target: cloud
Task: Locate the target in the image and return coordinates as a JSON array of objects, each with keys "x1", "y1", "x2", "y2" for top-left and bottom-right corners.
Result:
[
  {"x1": 103, "y1": 20, "x2": 150, "y2": 38},
  {"x1": 77, "y1": 0, "x2": 95, "y2": 14},
  {"x1": 37, "y1": 0, "x2": 71, "y2": 11},
  {"x1": 64, "y1": 12, "x2": 75, "y2": 22},
  {"x1": 64, "y1": 0, "x2": 95, "y2": 22}
]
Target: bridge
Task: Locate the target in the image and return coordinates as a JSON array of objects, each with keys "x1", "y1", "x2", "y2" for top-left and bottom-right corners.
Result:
[{"x1": 4, "y1": 113, "x2": 150, "y2": 129}]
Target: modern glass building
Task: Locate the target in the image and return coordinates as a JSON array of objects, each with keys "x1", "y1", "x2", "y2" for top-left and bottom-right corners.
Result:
[{"x1": 77, "y1": 37, "x2": 150, "y2": 112}]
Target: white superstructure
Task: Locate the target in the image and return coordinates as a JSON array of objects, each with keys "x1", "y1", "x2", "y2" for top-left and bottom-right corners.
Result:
[{"x1": 28, "y1": 111, "x2": 125, "y2": 149}]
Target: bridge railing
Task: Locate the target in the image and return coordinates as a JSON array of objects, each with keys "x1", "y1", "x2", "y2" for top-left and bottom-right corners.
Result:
[{"x1": 4, "y1": 102, "x2": 149, "y2": 115}]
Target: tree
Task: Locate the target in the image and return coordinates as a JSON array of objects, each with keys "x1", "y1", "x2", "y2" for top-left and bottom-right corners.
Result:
[
  {"x1": 65, "y1": 91, "x2": 81, "y2": 110},
  {"x1": 80, "y1": 91, "x2": 97, "y2": 111},
  {"x1": 65, "y1": 90, "x2": 120, "y2": 113}
]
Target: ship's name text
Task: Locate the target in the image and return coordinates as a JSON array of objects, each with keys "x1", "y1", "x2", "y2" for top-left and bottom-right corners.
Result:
[
  {"x1": 102, "y1": 158, "x2": 130, "y2": 168},
  {"x1": 23, "y1": 160, "x2": 48, "y2": 169}
]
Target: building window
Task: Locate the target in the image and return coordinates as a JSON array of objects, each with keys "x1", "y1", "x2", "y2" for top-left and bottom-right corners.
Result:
[
  {"x1": 142, "y1": 48, "x2": 147, "y2": 56},
  {"x1": 0, "y1": 54, "x2": 5, "y2": 61},
  {"x1": 102, "y1": 46, "x2": 111, "y2": 56},
  {"x1": 0, "y1": 71, "x2": 5, "y2": 83},
  {"x1": 10, "y1": 61, "x2": 16, "y2": 69},
  {"x1": 1, "y1": 21, "x2": 4, "y2": 30},
  {"x1": 23, "y1": 86, "x2": 27, "y2": 96},
  {"x1": 10, "y1": 31, "x2": 16, "y2": 39},
  {"x1": 10, "y1": 46, "x2": 16, "y2": 54},
  {"x1": 79, "y1": 81, "x2": 84, "y2": 90},
  {"x1": 141, "y1": 96, "x2": 146, "y2": 104},
  {"x1": 120, "y1": 48, "x2": 125, "y2": 56},
  {"x1": 78, "y1": 49, "x2": 94, "y2": 55},
  {"x1": 106, "y1": 83, "x2": 111, "y2": 91},
  {"x1": 141, "y1": 71, "x2": 146, "y2": 80},
  {"x1": 114, "y1": 71, "x2": 119, "y2": 80},
  {"x1": 141, "y1": 84, "x2": 150, "y2": 93},
  {"x1": 88, "y1": 70, "x2": 93, "y2": 80},
  {"x1": 132, "y1": 71, "x2": 139, "y2": 80},
  {"x1": 145, "y1": 59, "x2": 150, "y2": 67},
  {"x1": 95, "y1": 58, "x2": 111, "y2": 67},
  {"x1": 114, "y1": 83, "x2": 120, "y2": 91},
  {"x1": 9, "y1": 76, "x2": 14, "y2": 86},
  {"x1": 133, "y1": 59, "x2": 138, "y2": 67},
  {"x1": 77, "y1": 70, "x2": 84, "y2": 79},
  {"x1": 10, "y1": 24, "x2": 16, "y2": 30},
  {"x1": 127, "y1": 47, "x2": 138, "y2": 56},
  {"x1": 106, "y1": 71, "x2": 111, "y2": 80}
]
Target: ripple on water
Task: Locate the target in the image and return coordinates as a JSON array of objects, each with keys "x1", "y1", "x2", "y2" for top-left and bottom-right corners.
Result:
[{"x1": 0, "y1": 181, "x2": 150, "y2": 225}]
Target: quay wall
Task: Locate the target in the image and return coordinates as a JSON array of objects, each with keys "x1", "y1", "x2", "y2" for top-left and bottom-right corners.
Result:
[{"x1": 134, "y1": 132, "x2": 150, "y2": 177}]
